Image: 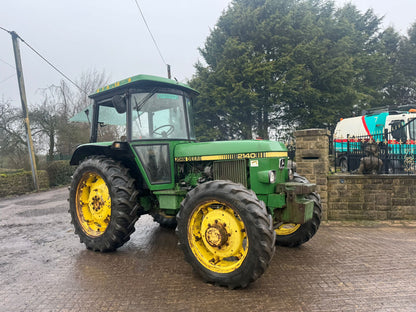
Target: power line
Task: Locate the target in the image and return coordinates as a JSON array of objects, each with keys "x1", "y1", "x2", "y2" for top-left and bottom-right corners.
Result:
[
  {"x1": 0, "y1": 26, "x2": 10, "y2": 34},
  {"x1": 132, "y1": 0, "x2": 167, "y2": 66},
  {"x1": 0, "y1": 57, "x2": 15, "y2": 69},
  {"x1": 17, "y1": 35, "x2": 87, "y2": 95},
  {"x1": 0, "y1": 73, "x2": 16, "y2": 84},
  {"x1": 0, "y1": 26, "x2": 87, "y2": 95}
]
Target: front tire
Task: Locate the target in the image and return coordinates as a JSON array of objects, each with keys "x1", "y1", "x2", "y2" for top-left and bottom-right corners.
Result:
[
  {"x1": 69, "y1": 156, "x2": 141, "y2": 252},
  {"x1": 176, "y1": 180, "x2": 275, "y2": 289},
  {"x1": 274, "y1": 174, "x2": 322, "y2": 247}
]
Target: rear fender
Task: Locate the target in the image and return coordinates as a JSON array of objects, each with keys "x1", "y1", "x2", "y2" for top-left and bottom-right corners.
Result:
[{"x1": 70, "y1": 142, "x2": 146, "y2": 189}]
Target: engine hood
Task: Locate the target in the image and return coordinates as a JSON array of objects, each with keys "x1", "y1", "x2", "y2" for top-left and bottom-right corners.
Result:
[{"x1": 174, "y1": 140, "x2": 287, "y2": 162}]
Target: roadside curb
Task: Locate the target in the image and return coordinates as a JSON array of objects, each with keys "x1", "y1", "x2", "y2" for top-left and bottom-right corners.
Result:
[{"x1": 321, "y1": 220, "x2": 416, "y2": 228}]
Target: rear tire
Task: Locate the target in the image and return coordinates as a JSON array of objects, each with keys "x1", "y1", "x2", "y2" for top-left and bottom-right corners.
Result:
[
  {"x1": 177, "y1": 180, "x2": 275, "y2": 289},
  {"x1": 274, "y1": 174, "x2": 322, "y2": 247},
  {"x1": 69, "y1": 156, "x2": 141, "y2": 252}
]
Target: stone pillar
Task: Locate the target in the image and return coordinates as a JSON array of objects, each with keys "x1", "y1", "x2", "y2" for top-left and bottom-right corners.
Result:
[{"x1": 294, "y1": 129, "x2": 330, "y2": 220}]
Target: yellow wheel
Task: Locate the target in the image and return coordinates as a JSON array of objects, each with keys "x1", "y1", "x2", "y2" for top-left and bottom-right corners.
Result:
[
  {"x1": 69, "y1": 156, "x2": 141, "y2": 251},
  {"x1": 274, "y1": 223, "x2": 301, "y2": 236},
  {"x1": 177, "y1": 180, "x2": 275, "y2": 289},
  {"x1": 188, "y1": 200, "x2": 248, "y2": 274},
  {"x1": 75, "y1": 172, "x2": 111, "y2": 237}
]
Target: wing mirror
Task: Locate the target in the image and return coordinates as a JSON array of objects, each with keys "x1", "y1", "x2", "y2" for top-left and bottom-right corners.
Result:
[{"x1": 112, "y1": 95, "x2": 127, "y2": 114}]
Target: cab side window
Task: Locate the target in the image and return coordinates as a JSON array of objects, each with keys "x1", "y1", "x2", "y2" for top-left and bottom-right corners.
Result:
[{"x1": 390, "y1": 120, "x2": 406, "y2": 141}]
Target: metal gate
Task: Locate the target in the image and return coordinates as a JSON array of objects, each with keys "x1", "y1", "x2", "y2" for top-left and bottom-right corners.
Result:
[{"x1": 334, "y1": 118, "x2": 416, "y2": 174}]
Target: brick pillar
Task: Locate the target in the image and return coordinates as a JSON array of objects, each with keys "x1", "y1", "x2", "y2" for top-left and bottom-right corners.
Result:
[{"x1": 294, "y1": 129, "x2": 330, "y2": 220}]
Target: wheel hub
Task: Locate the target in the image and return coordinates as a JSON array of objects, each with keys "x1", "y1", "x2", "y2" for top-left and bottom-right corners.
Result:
[
  {"x1": 188, "y1": 200, "x2": 249, "y2": 274},
  {"x1": 91, "y1": 194, "x2": 105, "y2": 212},
  {"x1": 76, "y1": 172, "x2": 111, "y2": 237},
  {"x1": 205, "y1": 223, "x2": 229, "y2": 248},
  {"x1": 87, "y1": 182, "x2": 111, "y2": 222}
]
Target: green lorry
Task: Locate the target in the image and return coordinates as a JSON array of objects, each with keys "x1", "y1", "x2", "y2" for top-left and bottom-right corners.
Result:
[{"x1": 69, "y1": 74, "x2": 322, "y2": 288}]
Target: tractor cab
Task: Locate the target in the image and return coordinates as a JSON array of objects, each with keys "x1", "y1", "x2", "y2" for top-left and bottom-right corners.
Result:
[
  {"x1": 87, "y1": 74, "x2": 198, "y2": 143},
  {"x1": 71, "y1": 75, "x2": 199, "y2": 189}
]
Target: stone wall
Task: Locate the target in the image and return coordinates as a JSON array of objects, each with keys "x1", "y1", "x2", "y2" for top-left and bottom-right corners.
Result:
[
  {"x1": 0, "y1": 171, "x2": 49, "y2": 197},
  {"x1": 294, "y1": 128, "x2": 416, "y2": 221},
  {"x1": 328, "y1": 175, "x2": 416, "y2": 220}
]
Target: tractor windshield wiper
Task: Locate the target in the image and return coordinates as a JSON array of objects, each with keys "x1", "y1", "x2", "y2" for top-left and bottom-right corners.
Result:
[{"x1": 133, "y1": 89, "x2": 158, "y2": 112}]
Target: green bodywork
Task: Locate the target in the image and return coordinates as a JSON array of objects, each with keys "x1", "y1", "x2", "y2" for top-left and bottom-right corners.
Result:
[
  {"x1": 173, "y1": 140, "x2": 287, "y2": 157},
  {"x1": 70, "y1": 74, "x2": 315, "y2": 224},
  {"x1": 91, "y1": 74, "x2": 198, "y2": 98}
]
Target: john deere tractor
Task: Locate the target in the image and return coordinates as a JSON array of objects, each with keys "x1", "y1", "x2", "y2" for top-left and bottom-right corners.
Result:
[{"x1": 69, "y1": 74, "x2": 321, "y2": 289}]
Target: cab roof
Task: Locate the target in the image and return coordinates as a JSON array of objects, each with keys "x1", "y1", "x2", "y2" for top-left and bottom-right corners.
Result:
[{"x1": 89, "y1": 74, "x2": 199, "y2": 99}]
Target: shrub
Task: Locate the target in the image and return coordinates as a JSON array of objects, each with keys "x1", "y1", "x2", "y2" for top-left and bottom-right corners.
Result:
[{"x1": 46, "y1": 160, "x2": 75, "y2": 186}]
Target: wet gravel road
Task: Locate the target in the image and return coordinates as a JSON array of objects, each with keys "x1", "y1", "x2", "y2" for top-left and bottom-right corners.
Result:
[{"x1": 1, "y1": 187, "x2": 416, "y2": 312}]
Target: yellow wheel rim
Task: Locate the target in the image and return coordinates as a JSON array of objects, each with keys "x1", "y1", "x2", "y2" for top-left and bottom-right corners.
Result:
[
  {"x1": 75, "y1": 172, "x2": 111, "y2": 237},
  {"x1": 275, "y1": 223, "x2": 301, "y2": 236},
  {"x1": 188, "y1": 200, "x2": 248, "y2": 274}
]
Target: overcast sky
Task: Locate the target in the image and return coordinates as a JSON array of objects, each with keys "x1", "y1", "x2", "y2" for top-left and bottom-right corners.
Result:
[{"x1": 1, "y1": 0, "x2": 415, "y2": 108}]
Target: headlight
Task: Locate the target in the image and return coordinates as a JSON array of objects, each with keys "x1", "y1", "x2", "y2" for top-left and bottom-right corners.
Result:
[
  {"x1": 268, "y1": 170, "x2": 276, "y2": 183},
  {"x1": 257, "y1": 170, "x2": 277, "y2": 184}
]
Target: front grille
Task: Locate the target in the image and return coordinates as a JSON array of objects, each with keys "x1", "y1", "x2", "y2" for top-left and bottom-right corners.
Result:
[{"x1": 213, "y1": 159, "x2": 247, "y2": 187}]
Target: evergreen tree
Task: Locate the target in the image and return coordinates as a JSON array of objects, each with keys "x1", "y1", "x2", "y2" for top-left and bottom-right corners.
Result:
[{"x1": 190, "y1": 0, "x2": 390, "y2": 140}]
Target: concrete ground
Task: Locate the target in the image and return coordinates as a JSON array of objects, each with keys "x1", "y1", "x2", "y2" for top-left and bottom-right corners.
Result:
[{"x1": 1, "y1": 187, "x2": 416, "y2": 312}]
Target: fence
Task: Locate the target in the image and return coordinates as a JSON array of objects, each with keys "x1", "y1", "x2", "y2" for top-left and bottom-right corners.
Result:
[{"x1": 334, "y1": 118, "x2": 416, "y2": 174}]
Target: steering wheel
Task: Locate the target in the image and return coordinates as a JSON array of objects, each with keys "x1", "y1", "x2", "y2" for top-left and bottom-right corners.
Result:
[{"x1": 152, "y1": 124, "x2": 175, "y2": 137}]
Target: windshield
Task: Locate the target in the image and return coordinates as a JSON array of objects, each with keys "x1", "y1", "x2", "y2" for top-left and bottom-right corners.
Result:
[{"x1": 131, "y1": 92, "x2": 190, "y2": 140}]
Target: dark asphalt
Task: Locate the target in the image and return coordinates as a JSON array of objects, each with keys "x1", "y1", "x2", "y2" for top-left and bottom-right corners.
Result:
[{"x1": 1, "y1": 187, "x2": 416, "y2": 312}]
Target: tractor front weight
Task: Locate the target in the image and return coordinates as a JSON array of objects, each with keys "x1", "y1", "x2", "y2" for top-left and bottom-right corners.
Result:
[{"x1": 275, "y1": 182, "x2": 316, "y2": 224}]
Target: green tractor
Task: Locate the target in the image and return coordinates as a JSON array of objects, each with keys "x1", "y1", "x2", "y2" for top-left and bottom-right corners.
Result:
[{"x1": 68, "y1": 74, "x2": 322, "y2": 289}]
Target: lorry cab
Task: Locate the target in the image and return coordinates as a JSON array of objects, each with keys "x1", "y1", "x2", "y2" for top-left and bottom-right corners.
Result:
[
  {"x1": 334, "y1": 109, "x2": 416, "y2": 142},
  {"x1": 385, "y1": 113, "x2": 416, "y2": 143}
]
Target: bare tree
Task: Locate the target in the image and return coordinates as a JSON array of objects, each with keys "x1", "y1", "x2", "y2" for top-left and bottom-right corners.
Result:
[
  {"x1": 29, "y1": 68, "x2": 110, "y2": 160},
  {"x1": 30, "y1": 90, "x2": 64, "y2": 161},
  {"x1": 0, "y1": 98, "x2": 28, "y2": 168},
  {"x1": 74, "y1": 68, "x2": 109, "y2": 113},
  {"x1": 58, "y1": 68, "x2": 110, "y2": 155}
]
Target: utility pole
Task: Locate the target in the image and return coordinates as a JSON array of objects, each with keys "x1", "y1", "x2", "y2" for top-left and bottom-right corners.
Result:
[{"x1": 10, "y1": 31, "x2": 39, "y2": 191}]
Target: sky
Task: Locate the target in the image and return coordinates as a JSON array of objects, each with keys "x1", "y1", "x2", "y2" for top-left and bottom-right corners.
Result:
[{"x1": 1, "y1": 0, "x2": 415, "y2": 109}]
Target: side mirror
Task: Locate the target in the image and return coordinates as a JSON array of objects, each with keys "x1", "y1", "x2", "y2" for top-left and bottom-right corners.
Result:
[{"x1": 112, "y1": 95, "x2": 127, "y2": 114}]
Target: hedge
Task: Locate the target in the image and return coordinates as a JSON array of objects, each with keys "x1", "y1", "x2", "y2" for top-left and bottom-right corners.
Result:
[
  {"x1": 0, "y1": 161, "x2": 76, "y2": 197},
  {"x1": 46, "y1": 160, "x2": 75, "y2": 187},
  {"x1": 0, "y1": 170, "x2": 49, "y2": 197}
]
